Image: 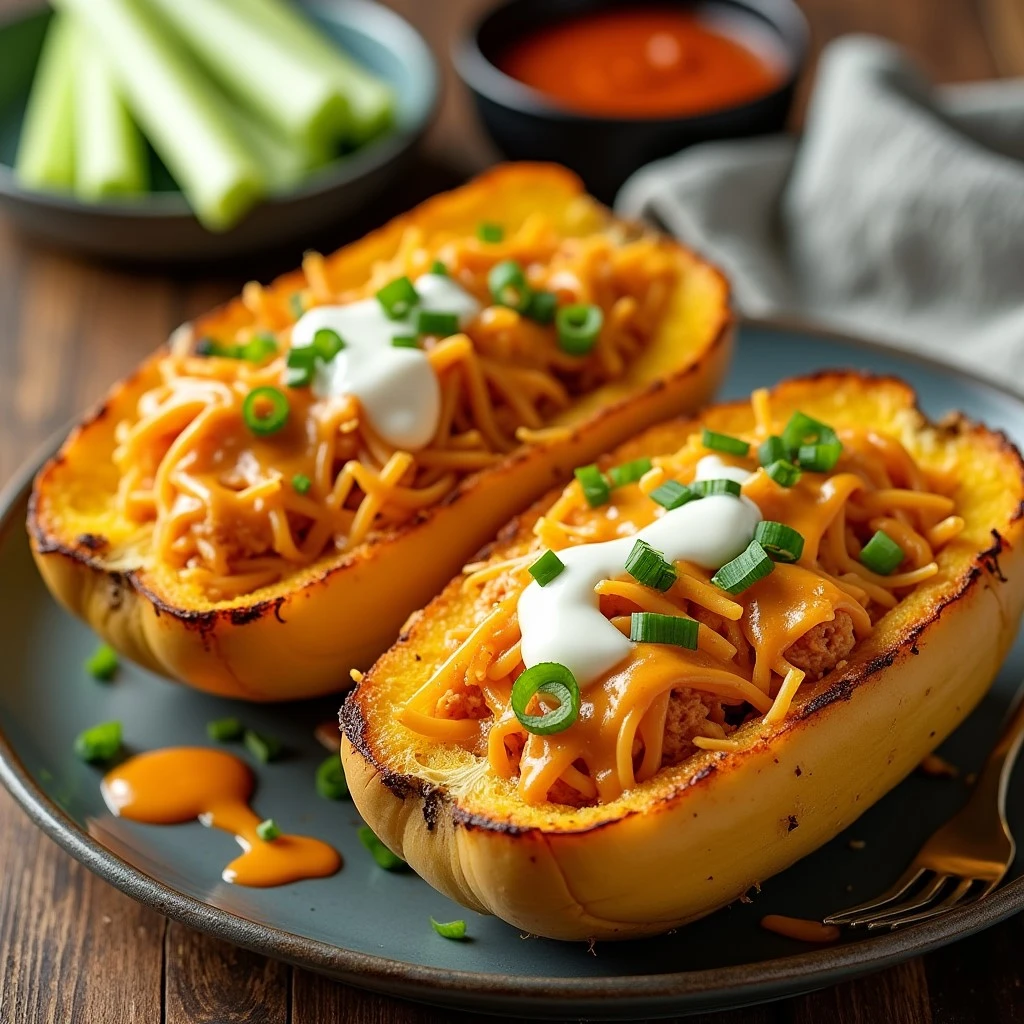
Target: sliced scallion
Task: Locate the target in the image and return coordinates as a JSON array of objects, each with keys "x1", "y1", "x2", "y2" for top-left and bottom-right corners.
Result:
[
  {"x1": 312, "y1": 327, "x2": 344, "y2": 361},
  {"x1": 859, "y1": 530, "x2": 904, "y2": 575},
  {"x1": 242, "y1": 386, "x2": 289, "y2": 436},
  {"x1": 292, "y1": 473, "x2": 312, "y2": 495},
  {"x1": 240, "y1": 333, "x2": 278, "y2": 364},
  {"x1": 555, "y1": 303, "x2": 603, "y2": 356},
  {"x1": 629, "y1": 611, "x2": 699, "y2": 649},
  {"x1": 758, "y1": 435, "x2": 787, "y2": 467},
  {"x1": 625, "y1": 539, "x2": 677, "y2": 592},
  {"x1": 74, "y1": 720, "x2": 122, "y2": 764},
  {"x1": 528, "y1": 550, "x2": 565, "y2": 587},
  {"x1": 85, "y1": 643, "x2": 119, "y2": 682},
  {"x1": 256, "y1": 818, "x2": 281, "y2": 841},
  {"x1": 285, "y1": 346, "x2": 317, "y2": 388},
  {"x1": 511, "y1": 662, "x2": 581, "y2": 735},
  {"x1": 650, "y1": 480, "x2": 696, "y2": 510},
  {"x1": 417, "y1": 310, "x2": 459, "y2": 337},
  {"x1": 376, "y1": 275, "x2": 419, "y2": 320},
  {"x1": 244, "y1": 729, "x2": 283, "y2": 763},
  {"x1": 430, "y1": 259, "x2": 447, "y2": 276},
  {"x1": 574, "y1": 464, "x2": 610, "y2": 508},
  {"x1": 766, "y1": 460, "x2": 801, "y2": 487},
  {"x1": 797, "y1": 441, "x2": 843, "y2": 473},
  {"x1": 526, "y1": 289, "x2": 557, "y2": 325},
  {"x1": 782, "y1": 411, "x2": 841, "y2": 460},
  {"x1": 477, "y1": 222, "x2": 504, "y2": 243},
  {"x1": 207, "y1": 716, "x2": 244, "y2": 742},
  {"x1": 701, "y1": 428, "x2": 750, "y2": 457},
  {"x1": 754, "y1": 521, "x2": 805, "y2": 563},
  {"x1": 430, "y1": 917, "x2": 467, "y2": 940},
  {"x1": 607, "y1": 458, "x2": 652, "y2": 488},
  {"x1": 488, "y1": 260, "x2": 532, "y2": 313},
  {"x1": 690, "y1": 478, "x2": 742, "y2": 498},
  {"x1": 358, "y1": 825, "x2": 407, "y2": 871},
  {"x1": 711, "y1": 540, "x2": 774, "y2": 594},
  {"x1": 391, "y1": 335, "x2": 419, "y2": 349},
  {"x1": 315, "y1": 755, "x2": 349, "y2": 800}
]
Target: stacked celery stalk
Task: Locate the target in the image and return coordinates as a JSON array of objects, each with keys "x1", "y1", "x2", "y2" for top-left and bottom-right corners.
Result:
[{"x1": 15, "y1": 0, "x2": 394, "y2": 230}]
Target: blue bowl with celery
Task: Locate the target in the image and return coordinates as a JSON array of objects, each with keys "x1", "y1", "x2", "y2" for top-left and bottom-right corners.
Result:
[{"x1": 0, "y1": 0, "x2": 438, "y2": 262}]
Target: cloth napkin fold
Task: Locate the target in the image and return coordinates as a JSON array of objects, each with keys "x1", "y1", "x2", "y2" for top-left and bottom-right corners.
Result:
[{"x1": 616, "y1": 36, "x2": 1024, "y2": 384}]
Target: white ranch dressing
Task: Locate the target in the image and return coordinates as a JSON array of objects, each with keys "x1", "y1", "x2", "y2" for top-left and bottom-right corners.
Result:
[
  {"x1": 517, "y1": 456, "x2": 761, "y2": 687},
  {"x1": 290, "y1": 273, "x2": 481, "y2": 450}
]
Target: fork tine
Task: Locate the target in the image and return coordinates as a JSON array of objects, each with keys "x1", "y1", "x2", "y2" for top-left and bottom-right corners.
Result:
[
  {"x1": 866, "y1": 877, "x2": 975, "y2": 930},
  {"x1": 844, "y1": 873, "x2": 948, "y2": 927},
  {"x1": 823, "y1": 866, "x2": 927, "y2": 925}
]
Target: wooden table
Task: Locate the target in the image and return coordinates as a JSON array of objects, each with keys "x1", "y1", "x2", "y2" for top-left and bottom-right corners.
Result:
[{"x1": 1, "y1": 1, "x2": 1023, "y2": 1021}]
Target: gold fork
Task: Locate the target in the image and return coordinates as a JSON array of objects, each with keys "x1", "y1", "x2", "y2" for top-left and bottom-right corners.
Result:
[{"x1": 825, "y1": 688, "x2": 1024, "y2": 930}]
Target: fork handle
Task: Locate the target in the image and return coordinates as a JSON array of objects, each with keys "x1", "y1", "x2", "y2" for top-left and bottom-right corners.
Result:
[{"x1": 972, "y1": 686, "x2": 1024, "y2": 818}]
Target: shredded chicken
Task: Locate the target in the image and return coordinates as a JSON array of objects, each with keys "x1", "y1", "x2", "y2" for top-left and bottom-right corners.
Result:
[
  {"x1": 785, "y1": 611, "x2": 856, "y2": 679},
  {"x1": 435, "y1": 685, "x2": 488, "y2": 720},
  {"x1": 661, "y1": 688, "x2": 732, "y2": 766}
]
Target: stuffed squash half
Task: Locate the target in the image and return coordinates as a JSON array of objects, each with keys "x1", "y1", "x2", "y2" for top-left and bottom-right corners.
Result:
[
  {"x1": 341, "y1": 373, "x2": 1024, "y2": 941},
  {"x1": 28, "y1": 163, "x2": 731, "y2": 700}
]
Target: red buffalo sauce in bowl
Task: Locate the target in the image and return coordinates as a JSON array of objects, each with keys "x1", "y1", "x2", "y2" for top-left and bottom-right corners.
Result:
[{"x1": 498, "y1": 7, "x2": 785, "y2": 118}]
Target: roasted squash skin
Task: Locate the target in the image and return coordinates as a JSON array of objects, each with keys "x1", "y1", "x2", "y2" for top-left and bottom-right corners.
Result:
[
  {"x1": 341, "y1": 373, "x2": 1024, "y2": 941},
  {"x1": 27, "y1": 164, "x2": 732, "y2": 701}
]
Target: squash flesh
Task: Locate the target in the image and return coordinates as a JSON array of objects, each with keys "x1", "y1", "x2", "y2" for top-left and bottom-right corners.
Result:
[{"x1": 341, "y1": 373, "x2": 1024, "y2": 939}]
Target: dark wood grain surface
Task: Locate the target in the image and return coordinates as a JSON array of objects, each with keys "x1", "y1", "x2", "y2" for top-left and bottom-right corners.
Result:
[{"x1": 1, "y1": 1, "x2": 1023, "y2": 1021}]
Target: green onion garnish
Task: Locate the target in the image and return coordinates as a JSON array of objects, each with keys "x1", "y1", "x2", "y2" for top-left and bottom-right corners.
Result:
[
  {"x1": 625, "y1": 539, "x2": 677, "y2": 592},
  {"x1": 574, "y1": 464, "x2": 610, "y2": 507},
  {"x1": 607, "y1": 458, "x2": 652, "y2": 488},
  {"x1": 85, "y1": 643, "x2": 119, "y2": 681},
  {"x1": 206, "y1": 717, "x2": 244, "y2": 742},
  {"x1": 711, "y1": 540, "x2": 774, "y2": 594},
  {"x1": 782, "y1": 411, "x2": 842, "y2": 461},
  {"x1": 285, "y1": 346, "x2": 317, "y2": 388},
  {"x1": 758, "y1": 435, "x2": 787, "y2": 467},
  {"x1": 315, "y1": 755, "x2": 349, "y2": 800},
  {"x1": 650, "y1": 480, "x2": 696, "y2": 510},
  {"x1": 511, "y1": 662, "x2": 581, "y2": 735},
  {"x1": 555, "y1": 303, "x2": 603, "y2": 356},
  {"x1": 417, "y1": 310, "x2": 459, "y2": 337},
  {"x1": 391, "y1": 335, "x2": 419, "y2": 349},
  {"x1": 690, "y1": 478, "x2": 742, "y2": 498},
  {"x1": 488, "y1": 259, "x2": 532, "y2": 313},
  {"x1": 701, "y1": 429, "x2": 750, "y2": 457},
  {"x1": 528, "y1": 550, "x2": 565, "y2": 587},
  {"x1": 74, "y1": 721, "x2": 122, "y2": 764},
  {"x1": 241, "y1": 386, "x2": 290, "y2": 436},
  {"x1": 526, "y1": 289, "x2": 557, "y2": 325},
  {"x1": 240, "y1": 334, "x2": 279, "y2": 364},
  {"x1": 797, "y1": 441, "x2": 843, "y2": 473},
  {"x1": 312, "y1": 327, "x2": 344, "y2": 361},
  {"x1": 477, "y1": 221, "x2": 504, "y2": 243},
  {"x1": 430, "y1": 259, "x2": 448, "y2": 276},
  {"x1": 194, "y1": 336, "x2": 219, "y2": 356},
  {"x1": 292, "y1": 473, "x2": 312, "y2": 495},
  {"x1": 359, "y1": 825, "x2": 407, "y2": 871},
  {"x1": 244, "y1": 729, "x2": 283, "y2": 764},
  {"x1": 629, "y1": 611, "x2": 699, "y2": 649},
  {"x1": 754, "y1": 521, "x2": 805, "y2": 563},
  {"x1": 256, "y1": 818, "x2": 281, "y2": 842},
  {"x1": 430, "y1": 917, "x2": 468, "y2": 940},
  {"x1": 289, "y1": 293, "x2": 305, "y2": 319},
  {"x1": 859, "y1": 530, "x2": 905, "y2": 575},
  {"x1": 766, "y1": 460, "x2": 801, "y2": 487},
  {"x1": 376, "y1": 275, "x2": 419, "y2": 320}
]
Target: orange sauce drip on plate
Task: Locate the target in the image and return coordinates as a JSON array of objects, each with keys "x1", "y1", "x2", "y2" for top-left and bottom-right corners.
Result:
[
  {"x1": 499, "y1": 8, "x2": 784, "y2": 118},
  {"x1": 101, "y1": 747, "x2": 341, "y2": 887}
]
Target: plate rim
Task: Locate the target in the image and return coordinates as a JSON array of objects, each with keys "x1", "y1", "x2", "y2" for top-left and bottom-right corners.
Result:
[{"x1": 2, "y1": 316, "x2": 1023, "y2": 1015}]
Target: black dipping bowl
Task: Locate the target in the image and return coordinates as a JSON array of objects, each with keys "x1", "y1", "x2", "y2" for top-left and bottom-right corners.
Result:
[{"x1": 456, "y1": 0, "x2": 807, "y2": 202}]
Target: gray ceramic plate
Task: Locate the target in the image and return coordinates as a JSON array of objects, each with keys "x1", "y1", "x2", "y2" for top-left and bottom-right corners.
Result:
[
  {"x1": 0, "y1": 0, "x2": 438, "y2": 262},
  {"x1": 2, "y1": 322, "x2": 1023, "y2": 1020}
]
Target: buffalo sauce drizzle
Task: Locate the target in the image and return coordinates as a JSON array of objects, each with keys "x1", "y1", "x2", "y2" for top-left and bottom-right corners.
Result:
[{"x1": 101, "y1": 747, "x2": 341, "y2": 887}]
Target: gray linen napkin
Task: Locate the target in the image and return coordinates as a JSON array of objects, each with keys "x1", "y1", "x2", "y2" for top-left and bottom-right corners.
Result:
[{"x1": 616, "y1": 35, "x2": 1024, "y2": 384}]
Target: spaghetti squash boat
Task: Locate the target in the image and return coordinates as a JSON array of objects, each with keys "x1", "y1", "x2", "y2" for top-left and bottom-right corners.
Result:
[
  {"x1": 28, "y1": 163, "x2": 732, "y2": 700},
  {"x1": 341, "y1": 373, "x2": 1024, "y2": 941}
]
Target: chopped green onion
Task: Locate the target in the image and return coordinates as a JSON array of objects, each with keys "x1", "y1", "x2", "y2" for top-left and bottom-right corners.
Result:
[
  {"x1": 754, "y1": 521, "x2": 805, "y2": 563},
  {"x1": 574, "y1": 464, "x2": 610, "y2": 507},
  {"x1": 74, "y1": 721, "x2": 122, "y2": 764},
  {"x1": 690, "y1": 478, "x2": 742, "y2": 498},
  {"x1": 477, "y1": 222, "x2": 504, "y2": 243},
  {"x1": 430, "y1": 259, "x2": 447, "y2": 276},
  {"x1": 256, "y1": 818, "x2": 281, "y2": 842},
  {"x1": 511, "y1": 663, "x2": 581, "y2": 735},
  {"x1": 555, "y1": 303, "x2": 603, "y2": 356},
  {"x1": 488, "y1": 260, "x2": 532, "y2": 313},
  {"x1": 859, "y1": 530, "x2": 905, "y2": 575},
  {"x1": 207, "y1": 717, "x2": 245, "y2": 742},
  {"x1": 312, "y1": 327, "x2": 344, "y2": 361},
  {"x1": 526, "y1": 290, "x2": 557, "y2": 325},
  {"x1": 285, "y1": 346, "x2": 317, "y2": 388},
  {"x1": 625, "y1": 539, "x2": 677, "y2": 592},
  {"x1": 758, "y1": 436, "x2": 787, "y2": 467},
  {"x1": 701, "y1": 429, "x2": 750, "y2": 457},
  {"x1": 417, "y1": 310, "x2": 460, "y2": 337},
  {"x1": 289, "y1": 293, "x2": 305, "y2": 319},
  {"x1": 244, "y1": 729, "x2": 283, "y2": 763},
  {"x1": 528, "y1": 550, "x2": 565, "y2": 587},
  {"x1": 711, "y1": 540, "x2": 774, "y2": 594},
  {"x1": 376, "y1": 276, "x2": 419, "y2": 320},
  {"x1": 242, "y1": 386, "x2": 290, "y2": 436},
  {"x1": 430, "y1": 917, "x2": 468, "y2": 940},
  {"x1": 766, "y1": 460, "x2": 801, "y2": 488},
  {"x1": 358, "y1": 825, "x2": 407, "y2": 871},
  {"x1": 391, "y1": 335, "x2": 419, "y2": 349},
  {"x1": 629, "y1": 611, "x2": 699, "y2": 649},
  {"x1": 650, "y1": 480, "x2": 697, "y2": 510},
  {"x1": 782, "y1": 411, "x2": 840, "y2": 454},
  {"x1": 315, "y1": 755, "x2": 349, "y2": 800},
  {"x1": 85, "y1": 643, "x2": 119, "y2": 682},
  {"x1": 607, "y1": 458, "x2": 653, "y2": 488},
  {"x1": 797, "y1": 441, "x2": 843, "y2": 473},
  {"x1": 240, "y1": 334, "x2": 279, "y2": 364},
  {"x1": 292, "y1": 473, "x2": 312, "y2": 495}
]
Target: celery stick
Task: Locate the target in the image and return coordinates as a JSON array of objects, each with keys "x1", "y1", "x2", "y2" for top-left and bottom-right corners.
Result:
[
  {"x1": 53, "y1": 0, "x2": 265, "y2": 231},
  {"x1": 73, "y1": 27, "x2": 148, "y2": 200},
  {"x1": 220, "y1": 0, "x2": 395, "y2": 145},
  {"x1": 15, "y1": 12, "x2": 76, "y2": 192},
  {"x1": 145, "y1": 0, "x2": 348, "y2": 149},
  {"x1": 232, "y1": 102, "x2": 333, "y2": 194}
]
